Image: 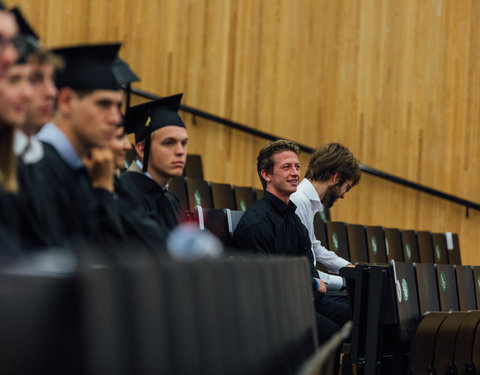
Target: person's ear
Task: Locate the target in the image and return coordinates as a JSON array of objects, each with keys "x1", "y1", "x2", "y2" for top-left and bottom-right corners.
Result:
[
  {"x1": 261, "y1": 169, "x2": 272, "y2": 184},
  {"x1": 56, "y1": 87, "x2": 75, "y2": 117},
  {"x1": 135, "y1": 141, "x2": 145, "y2": 159}
]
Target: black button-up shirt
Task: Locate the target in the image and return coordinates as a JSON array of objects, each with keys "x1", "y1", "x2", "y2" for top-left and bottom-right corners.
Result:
[{"x1": 233, "y1": 191, "x2": 319, "y2": 278}]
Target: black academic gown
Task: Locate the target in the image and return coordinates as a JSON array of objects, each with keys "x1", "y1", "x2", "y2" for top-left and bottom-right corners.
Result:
[
  {"x1": 114, "y1": 175, "x2": 169, "y2": 255},
  {"x1": 18, "y1": 143, "x2": 125, "y2": 251},
  {"x1": 117, "y1": 168, "x2": 182, "y2": 234}
]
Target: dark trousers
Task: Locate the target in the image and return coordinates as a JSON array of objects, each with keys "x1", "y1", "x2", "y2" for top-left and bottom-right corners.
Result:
[{"x1": 314, "y1": 296, "x2": 351, "y2": 345}]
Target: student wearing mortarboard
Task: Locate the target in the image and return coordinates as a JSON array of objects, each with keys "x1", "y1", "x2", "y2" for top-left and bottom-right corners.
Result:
[
  {"x1": 118, "y1": 94, "x2": 188, "y2": 234},
  {"x1": 10, "y1": 7, "x2": 63, "y2": 164},
  {"x1": 20, "y1": 43, "x2": 126, "y2": 250},
  {"x1": 0, "y1": 3, "x2": 18, "y2": 83}
]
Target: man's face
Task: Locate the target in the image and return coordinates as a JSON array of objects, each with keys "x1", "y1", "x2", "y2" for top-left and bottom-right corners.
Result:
[
  {"x1": 263, "y1": 150, "x2": 300, "y2": 199},
  {"x1": 0, "y1": 64, "x2": 33, "y2": 127},
  {"x1": 147, "y1": 125, "x2": 188, "y2": 182},
  {"x1": 0, "y1": 11, "x2": 18, "y2": 82},
  {"x1": 69, "y1": 89, "x2": 123, "y2": 151},
  {"x1": 25, "y1": 62, "x2": 57, "y2": 133},
  {"x1": 109, "y1": 126, "x2": 131, "y2": 169},
  {"x1": 322, "y1": 178, "x2": 353, "y2": 208}
]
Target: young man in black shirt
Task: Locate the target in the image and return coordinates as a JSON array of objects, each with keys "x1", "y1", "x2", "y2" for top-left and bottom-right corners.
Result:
[{"x1": 233, "y1": 139, "x2": 350, "y2": 344}]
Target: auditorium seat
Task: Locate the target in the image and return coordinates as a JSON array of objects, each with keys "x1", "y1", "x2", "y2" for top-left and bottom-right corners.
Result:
[
  {"x1": 384, "y1": 228, "x2": 404, "y2": 262},
  {"x1": 366, "y1": 226, "x2": 388, "y2": 264},
  {"x1": 415, "y1": 263, "x2": 440, "y2": 314},
  {"x1": 255, "y1": 188, "x2": 264, "y2": 202},
  {"x1": 193, "y1": 206, "x2": 231, "y2": 246},
  {"x1": 447, "y1": 233, "x2": 462, "y2": 265},
  {"x1": 210, "y1": 182, "x2": 235, "y2": 210},
  {"x1": 183, "y1": 154, "x2": 204, "y2": 179},
  {"x1": 346, "y1": 224, "x2": 369, "y2": 263},
  {"x1": 410, "y1": 312, "x2": 449, "y2": 374},
  {"x1": 453, "y1": 311, "x2": 480, "y2": 374},
  {"x1": 313, "y1": 212, "x2": 328, "y2": 249},
  {"x1": 326, "y1": 222, "x2": 350, "y2": 262},
  {"x1": 233, "y1": 186, "x2": 256, "y2": 211},
  {"x1": 455, "y1": 265, "x2": 477, "y2": 311},
  {"x1": 417, "y1": 231, "x2": 435, "y2": 263},
  {"x1": 431, "y1": 312, "x2": 467, "y2": 374},
  {"x1": 436, "y1": 264, "x2": 459, "y2": 312},
  {"x1": 169, "y1": 176, "x2": 189, "y2": 210},
  {"x1": 431, "y1": 233, "x2": 449, "y2": 264},
  {"x1": 225, "y1": 209, "x2": 245, "y2": 236},
  {"x1": 186, "y1": 177, "x2": 213, "y2": 209},
  {"x1": 401, "y1": 230, "x2": 420, "y2": 263},
  {"x1": 473, "y1": 266, "x2": 480, "y2": 310}
]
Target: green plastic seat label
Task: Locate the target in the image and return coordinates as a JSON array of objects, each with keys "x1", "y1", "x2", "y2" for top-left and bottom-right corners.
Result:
[
  {"x1": 371, "y1": 237, "x2": 378, "y2": 255},
  {"x1": 332, "y1": 232, "x2": 339, "y2": 252},
  {"x1": 401, "y1": 279, "x2": 409, "y2": 302},
  {"x1": 405, "y1": 243, "x2": 412, "y2": 260},
  {"x1": 435, "y1": 245, "x2": 441, "y2": 261},
  {"x1": 194, "y1": 190, "x2": 202, "y2": 206},
  {"x1": 440, "y1": 271, "x2": 447, "y2": 292},
  {"x1": 240, "y1": 199, "x2": 247, "y2": 211}
]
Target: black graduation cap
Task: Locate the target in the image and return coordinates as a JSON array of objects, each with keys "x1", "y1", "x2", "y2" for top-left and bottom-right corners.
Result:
[
  {"x1": 125, "y1": 93, "x2": 185, "y2": 172},
  {"x1": 112, "y1": 57, "x2": 139, "y2": 86},
  {"x1": 52, "y1": 43, "x2": 122, "y2": 91},
  {"x1": 11, "y1": 7, "x2": 39, "y2": 64}
]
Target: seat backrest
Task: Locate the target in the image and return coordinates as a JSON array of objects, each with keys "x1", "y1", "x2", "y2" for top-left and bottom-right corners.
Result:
[
  {"x1": 346, "y1": 224, "x2": 369, "y2": 263},
  {"x1": 436, "y1": 264, "x2": 459, "y2": 312},
  {"x1": 431, "y1": 233, "x2": 449, "y2": 264},
  {"x1": 455, "y1": 265, "x2": 477, "y2": 311},
  {"x1": 183, "y1": 154, "x2": 204, "y2": 179},
  {"x1": 210, "y1": 182, "x2": 235, "y2": 210},
  {"x1": 194, "y1": 206, "x2": 231, "y2": 246},
  {"x1": 432, "y1": 312, "x2": 468, "y2": 374},
  {"x1": 384, "y1": 228, "x2": 404, "y2": 262},
  {"x1": 366, "y1": 226, "x2": 388, "y2": 264},
  {"x1": 417, "y1": 231, "x2": 435, "y2": 263},
  {"x1": 225, "y1": 209, "x2": 245, "y2": 236},
  {"x1": 313, "y1": 213, "x2": 328, "y2": 249},
  {"x1": 415, "y1": 263, "x2": 440, "y2": 314},
  {"x1": 326, "y1": 222, "x2": 350, "y2": 262},
  {"x1": 401, "y1": 230, "x2": 420, "y2": 263},
  {"x1": 473, "y1": 266, "x2": 480, "y2": 310},
  {"x1": 233, "y1": 186, "x2": 256, "y2": 211},
  {"x1": 255, "y1": 188, "x2": 264, "y2": 202},
  {"x1": 186, "y1": 177, "x2": 213, "y2": 209},
  {"x1": 393, "y1": 262, "x2": 421, "y2": 341},
  {"x1": 169, "y1": 176, "x2": 189, "y2": 210},
  {"x1": 410, "y1": 312, "x2": 449, "y2": 374},
  {"x1": 447, "y1": 233, "x2": 462, "y2": 265},
  {"x1": 453, "y1": 311, "x2": 480, "y2": 374}
]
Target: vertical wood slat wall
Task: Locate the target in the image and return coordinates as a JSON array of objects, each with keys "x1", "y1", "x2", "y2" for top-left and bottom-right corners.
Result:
[{"x1": 6, "y1": 0, "x2": 480, "y2": 265}]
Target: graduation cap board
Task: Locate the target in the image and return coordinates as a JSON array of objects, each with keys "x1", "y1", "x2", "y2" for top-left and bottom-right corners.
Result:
[
  {"x1": 11, "y1": 7, "x2": 39, "y2": 64},
  {"x1": 125, "y1": 93, "x2": 185, "y2": 172},
  {"x1": 52, "y1": 43, "x2": 122, "y2": 91},
  {"x1": 112, "y1": 57, "x2": 139, "y2": 86}
]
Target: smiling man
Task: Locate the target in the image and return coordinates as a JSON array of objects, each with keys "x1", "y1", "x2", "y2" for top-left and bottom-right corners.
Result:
[
  {"x1": 290, "y1": 143, "x2": 361, "y2": 291},
  {"x1": 233, "y1": 140, "x2": 350, "y2": 345},
  {"x1": 118, "y1": 94, "x2": 188, "y2": 233}
]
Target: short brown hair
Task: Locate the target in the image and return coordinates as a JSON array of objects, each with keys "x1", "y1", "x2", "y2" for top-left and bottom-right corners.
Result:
[
  {"x1": 257, "y1": 140, "x2": 300, "y2": 189},
  {"x1": 305, "y1": 143, "x2": 361, "y2": 186},
  {"x1": 28, "y1": 49, "x2": 64, "y2": 70}
]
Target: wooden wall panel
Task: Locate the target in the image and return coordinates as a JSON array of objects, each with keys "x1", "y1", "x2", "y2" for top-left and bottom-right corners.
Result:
[{"x1": 5, "y1": 0, "x2": 480, "y2": 264}]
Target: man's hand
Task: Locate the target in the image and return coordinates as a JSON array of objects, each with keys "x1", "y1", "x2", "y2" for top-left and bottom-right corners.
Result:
[
  {"x1": 83, "y1": 148, "x2": 115, "y2": 192},
  {"x1": 345, "y1": 263, "x2": 355, "y2": 268},
  {"x1": 314, "y1": 277, "x2": 327, "y2": 294}
]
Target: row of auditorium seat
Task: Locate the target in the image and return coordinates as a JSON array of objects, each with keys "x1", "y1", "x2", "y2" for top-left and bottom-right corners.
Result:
[
  {"x1": 0, "y1": 250, "x2": 318, "y2": 375},
  {"x1": 341, "y1": 261, "x2": 480, "y2": 374}
]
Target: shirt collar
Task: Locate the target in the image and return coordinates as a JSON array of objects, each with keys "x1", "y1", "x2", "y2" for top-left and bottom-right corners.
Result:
[
  {"x1": 135, "y1": 159, "x2": 169, "y2": 191},
  {"x1": 298, "y1": 178, "x2": 323, "y2": 208},
  {"x1": 263, "y1": 190, "x2": 297, "y2": 216},
  {"x1": 37, "y1": 122, "x2": 83, "y2": 170}
]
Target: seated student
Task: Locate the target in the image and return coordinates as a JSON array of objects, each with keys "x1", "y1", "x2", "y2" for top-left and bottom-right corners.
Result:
[
  {"x1": 233, "y1": 140, "x2": 350, "y2": 345},
  {"x1": 118, "y1": 94, "x2": 188, "y2": 233},
  {"x1": 11, "y1": 8, "x2": 62, "y2": 164},
  {"x1": 290, "y1": 143, "x2": 361, "y2": 291},
  {"x1": 20, "y1": 43, "x2": 126, "y2": 250}
]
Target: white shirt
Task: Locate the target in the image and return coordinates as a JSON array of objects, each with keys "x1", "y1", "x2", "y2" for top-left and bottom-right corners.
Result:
[
  {"x1": 290, "y1": 178, "x2": 350, "y2": 290},
  {"x1": 14, "y1": 130, "x2": 44, "y2": 164}
]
